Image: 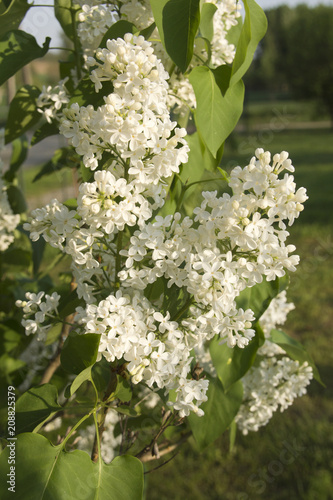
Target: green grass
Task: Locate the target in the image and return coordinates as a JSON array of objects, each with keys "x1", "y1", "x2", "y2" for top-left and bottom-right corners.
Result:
[
  {"x1": 145, "y1": 121, "x2": 333, "y2": 498},
  {"x1": 242, "y1": 97, "x2": 330, "y2": 126}
]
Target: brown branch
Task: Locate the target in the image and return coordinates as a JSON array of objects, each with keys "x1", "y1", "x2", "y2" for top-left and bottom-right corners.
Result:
[
  {"x1": 135, "y1": 411, "x2": 176, "y2": 460},
  {"x1": 144, "y1": 451, "x2": 180, "y2": 473},
  {"x1": 39, "y1": 319, "x2": 73, "y2": 385},
  {"x1": 140, "y1": 432, "x2": 191, "y2": 464}
]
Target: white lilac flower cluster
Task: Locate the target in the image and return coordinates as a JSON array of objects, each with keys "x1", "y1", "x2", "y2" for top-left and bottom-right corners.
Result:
[
  {"x1": 36, "y1": 78, "x2": 70, "y2": 123},
  {"x1": 0, "y1": 129, "x2": 20, "y2": 251},
  {"x1": 76, "y1": 288, "x2": 209, "y2": 416},
  {"x1": 60, "y1": 34, "x2": 188, "y2": 193},
  {"x1": 235, "y1": 291, "x2": 312, "y2": 434},
  {"x1": 16, "y1": 291, "x2": 61, "y2": 340},
  {"x1": 75, "y1": 0, "x2": 240, "y2": 115},
  {"x1": 210, "y1": 0, "x2": 242, "y2": 66},
  {"x1": 77, "y1": 3, "x2": 116, "y2": 53},
  {"x1": 23, "y1": 36, "x2": 308, "y2": 418},
  {"x1": 119, "y1": 149, "x2": 307, "y2": 349},
  {"x1": 235, "y1": 357, "x2": 313, "y2": 434}
]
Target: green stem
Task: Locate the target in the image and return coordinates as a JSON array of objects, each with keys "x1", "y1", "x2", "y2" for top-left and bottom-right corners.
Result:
[
  {"x1": 38, "y1": 251, "x2": 65, "y2": 279},
  {"x1": 185, "y1": 177, "x2": 222, "y2": 190},
  {"x1": 93, "y1": 411, "x2": 103, "y2": 479},
  {"x1": 60, "y1": 411, "x2": 93, "y2": 449}
]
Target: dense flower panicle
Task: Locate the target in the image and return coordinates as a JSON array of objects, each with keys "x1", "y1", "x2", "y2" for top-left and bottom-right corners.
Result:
[
  {"x1": 23, "y1": 33, "x2": 309, "y2": 418},
  {"x1": 23, "y1": 143, "x2": 308, "y2": 414},
  {"x1": 74, "y1": 0, "x2": 241, "y2": 115},
  {"x1": 76, "y1": 288, "x2": 208, "y2": 416},
  {"x1": 120, "y1": 149, "x2": 306, "y2": 348},
  {"x1": 235, "y1": 291, "x2": 313, "y2": 433},
  {"x1": 60, "y1": 34, "x2": 189, "y2": 208},
  {"x1": 235, "y1": 357, "x2": 313, "y2": 434}
]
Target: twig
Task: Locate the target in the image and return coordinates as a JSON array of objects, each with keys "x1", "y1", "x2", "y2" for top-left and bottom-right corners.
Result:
[
  {"x1": 39, "y1": 319, "x2": 73, "y2": 385},
  {"x1": 140, "y1": 432, "x2": 191, "y2": 464},
  {"x1": 144, "y1": 451, "x2": 179, "y2": 473},
  {"x1": 135, "y1": 411, "x2": 176, "y2": 460}
]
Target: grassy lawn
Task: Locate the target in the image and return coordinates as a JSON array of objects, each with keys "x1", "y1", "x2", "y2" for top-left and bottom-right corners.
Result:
[{"x1": 145, "y1": 124, "x2": 333, "y2": 499}]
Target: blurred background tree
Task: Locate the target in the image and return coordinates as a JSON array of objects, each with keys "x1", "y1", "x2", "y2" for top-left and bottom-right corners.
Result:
[{"x1": 245, "y1": 4, "x2": 333, "y2": 125}]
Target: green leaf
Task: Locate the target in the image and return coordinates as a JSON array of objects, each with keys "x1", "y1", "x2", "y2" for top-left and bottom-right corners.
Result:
[
  {"x1": 45, "y1": 322, "x2": 62, "y2": 346},
  {"x1": 199, "y1": 2, "x2": 217, "y2": 42},
  {"x1": 3, "y1": 135, "x2": 28, "y2": 182},
  {"x1": 31, "y1": 121, "x2": 59, "y2": 146},
  {"x1": 270, "y1": 329, "x2": 324, "y2": 386},
  {"x1": 92, "y1": 357, "x2": 115, "y2": 393},
  {"x1": 54, "y1": 0, "x2": 76, "y2": 42},
  {"x1": 230, "y1": 0, "x2": 267, "y2": 86},
  {"x1": 80, "y1": 162, "x2": 95, "y2": 182},
  {"x1": 114, "y1": 375, "x2": 132, "y2": 403},
  {"x1": 162, "y1": 0, "x2": 201, "y2": 72},
  {"x1": 188, "y1": 376, "x2": 243, "y2": 450},
  {"x1": 115, "y1": 405, "x2": 138, "y2": 417},
  {"x1": 139, "y1": 22, "x2": 156, "y2": 40},
  {"x1": 69, "y1": 76, "x2": 113, "y2": 107},
  {"x1": 189, "y1": 66, "x2": 244, "y2": 157},
  {"x1": 236, "y1": 275, "x2": 289, "y2": 321},
  {"x1": 100, "y1": 20, "x2": 136, "y2": 48},
  {"x1": 0, "y1": 433, "x2": 144, "y2": 500},
  {"x1": 0, "y1": 30, "x2": 50, "y2": 87},
  {"x1": 5, "y1": 85, "x2": 41, "y2": 144},
  {"x1": 15, "y1": 384, "x2": 61, "y2": 434},
  {"x1": 149, "y1": 0, "x2": 169, "y2": 46},
  {"x1": 60, "y1": 332, "x2": 101, "y2": 374},
  {"x1": 209, "y1": 323, "x2": 263, "y2": 391},
  {"x1": 63, "y1": 197, "x2": 78, "y2": 210},
  {"x1": 31, "y1": 237, "x2": 46, "y2": 275},
  {"x1": 178, "y1": 131, "x2": 224, "y2": 214},
  {"x1": 33, "y1": 147, "x2": 80, "y2": 182},
  {"x1": 58, "y1": 288, "x2": 84, "y2": 319},
  {"x1": 0, "y1": 353, "x2": 25, "y2": 379},
  {"x1": 1, "y1": 248, "x2": 31, "y2": 268},
  {"x1": 0, "y1": 324, "x2": 22, "y2": 355},
  {"x1": 212, "y1": 64, "x2": 232, "y2": 95},
  {"x1": 70, "y1": 365, "x2": 93, "y2": 396},
  {"x1": 0, "y1": 0, "x2": 30, "y2": 36},
  {"x1": 6, "y1": 184, "x2": 27, "y2": 213}
]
